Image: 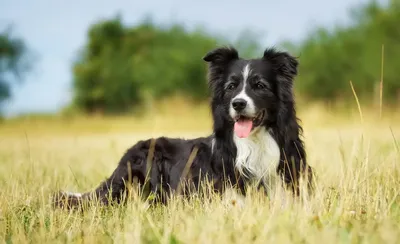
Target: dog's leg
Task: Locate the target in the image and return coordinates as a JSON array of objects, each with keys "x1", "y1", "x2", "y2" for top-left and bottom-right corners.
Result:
[
  {"x1": 53, "y1": 139, "x2": 159, "y2": 209},
  {"x1": 53, "y1": 161, "x2": 134, "y2": 209}
]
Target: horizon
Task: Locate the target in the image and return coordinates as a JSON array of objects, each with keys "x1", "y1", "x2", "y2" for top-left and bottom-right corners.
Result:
[{"x1": 1, "y1": 0, "x2": 387, "y2": 117}]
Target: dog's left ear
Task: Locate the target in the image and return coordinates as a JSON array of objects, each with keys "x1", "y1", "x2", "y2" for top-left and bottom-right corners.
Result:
[{"x1": 263, "y1": 48, "x2": 298, "y2": 81}]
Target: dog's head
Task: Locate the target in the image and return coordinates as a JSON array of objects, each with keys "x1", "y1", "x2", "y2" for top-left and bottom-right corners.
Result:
[{"x1": 203, "y1": 46, "x2": 298, "y2": 138}]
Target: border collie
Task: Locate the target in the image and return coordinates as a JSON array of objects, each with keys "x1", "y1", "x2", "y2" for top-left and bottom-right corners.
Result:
[{"x1": 53, "y1": 46, "x2": 313, "y2": 209}]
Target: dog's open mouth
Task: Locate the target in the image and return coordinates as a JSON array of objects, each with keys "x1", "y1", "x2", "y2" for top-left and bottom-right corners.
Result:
[{"x1": 233, "y1": 110, "x2": 265, "y2": 138}]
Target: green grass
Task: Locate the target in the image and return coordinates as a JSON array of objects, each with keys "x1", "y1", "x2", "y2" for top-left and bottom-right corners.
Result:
[{"x1": 0, "y1": 104, "x2": 399, "y2": 243}]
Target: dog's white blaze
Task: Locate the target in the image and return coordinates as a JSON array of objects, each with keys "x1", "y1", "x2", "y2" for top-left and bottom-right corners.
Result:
[
  {"x1": 233, "y1": 127, "x2": 281, "y2": 194},
  {"x1": 229, "y1": 64, "x2": 256, "y2": 118},
  {"x1": 242, "y1": 64, "x2": 251, "y2": 82}
]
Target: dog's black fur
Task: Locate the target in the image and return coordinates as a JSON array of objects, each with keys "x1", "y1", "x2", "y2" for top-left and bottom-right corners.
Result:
[
  {"x1": 53, "y1": 46, "x2": 313, "y2": 209},
  {"x1": 54, "y1": 137, "x2": 220, "y2": 208}
]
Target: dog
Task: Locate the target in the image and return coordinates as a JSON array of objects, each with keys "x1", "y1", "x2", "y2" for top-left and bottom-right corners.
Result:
[{"x1": 53, "y1": 46, "x2": 313, "y2": 209}]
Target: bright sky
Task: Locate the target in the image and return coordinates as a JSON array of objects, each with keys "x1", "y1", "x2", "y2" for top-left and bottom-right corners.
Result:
[{"x1": 0, "y1": 0, "x2": 386, "y2": 117}]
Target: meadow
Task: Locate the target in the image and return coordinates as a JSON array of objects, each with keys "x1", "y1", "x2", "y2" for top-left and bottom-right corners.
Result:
[{"x1": 0, "y1": 98, "x2": 399, "y2": 244}]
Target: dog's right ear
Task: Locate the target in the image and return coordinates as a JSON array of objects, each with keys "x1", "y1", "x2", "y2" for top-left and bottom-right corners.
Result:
[
  {"x1": 203, "y1": 46, "x2": 239, "y2": 64},
  {"x1": 203, "y1": 47, "x2": 238, "y2": 96}
]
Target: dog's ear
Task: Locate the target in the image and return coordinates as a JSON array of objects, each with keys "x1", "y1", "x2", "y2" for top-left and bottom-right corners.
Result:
[
  {"x1": 263, "y1": 48, "x2": 298, "y2": 81},
  {"x1": 203, "y1": 46, "x2": 239, "y2": 64},
  {"x1": 203, "y1": 46, "x2": 239, "y2": 94}
]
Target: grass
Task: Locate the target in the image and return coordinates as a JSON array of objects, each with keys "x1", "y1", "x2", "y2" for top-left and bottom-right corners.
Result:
[{"x1": 0, "y1": 100, "x2": 400, "y2": 244}]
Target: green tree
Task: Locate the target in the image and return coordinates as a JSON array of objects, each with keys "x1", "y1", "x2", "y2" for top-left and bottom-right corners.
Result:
[
  {"x1": 286, "y1": 0, "x2": 400, "y2": 104},
  {"x1": 0, "y1": 27, "x2": 32, "y2": 111},
  {"x1": 72, "y1": 17, "x2": 220, "y2": 114}
]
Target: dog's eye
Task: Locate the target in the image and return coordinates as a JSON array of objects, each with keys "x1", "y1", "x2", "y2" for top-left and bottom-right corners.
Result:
[
  {"x1": 226, "y1": 83, "x2": 236, "y2": 90},
  {"x1": 255, "y1": 82, "x2": 266, "y2": 89}
]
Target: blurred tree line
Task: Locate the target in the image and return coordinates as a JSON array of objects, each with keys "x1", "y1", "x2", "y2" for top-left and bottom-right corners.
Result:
[
  {"x1": 2, "y1": 1, "x2": 399, "y2": 116},
  {"x1": 72, "y1": 0, "x2": 400, "y2": 114},
  {"x1": 288, "y1": 0, "x2": 400, "y2": 105},
  {"x1": 70, "y1": 15, "x2": 261, "y2": 114}
]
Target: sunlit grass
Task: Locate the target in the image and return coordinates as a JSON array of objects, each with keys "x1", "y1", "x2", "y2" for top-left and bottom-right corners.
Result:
[{"x1": 0, "y1": 99, "x2": 399, "y2": 243}]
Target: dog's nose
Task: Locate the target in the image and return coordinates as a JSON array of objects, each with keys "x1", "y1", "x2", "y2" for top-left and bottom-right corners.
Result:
[{"x1": 232, "y1": 98, "x2": 247, "y2": 111}]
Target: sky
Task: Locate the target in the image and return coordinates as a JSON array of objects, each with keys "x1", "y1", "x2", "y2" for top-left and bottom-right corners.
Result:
[{"x1": 0, "y1": 0, "x2": 386, "y2": 117}]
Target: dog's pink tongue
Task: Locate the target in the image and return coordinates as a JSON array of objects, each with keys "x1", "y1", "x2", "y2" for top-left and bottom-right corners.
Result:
[{"x1": 234, "y1": 120, "x2": 253, "y2": 138}]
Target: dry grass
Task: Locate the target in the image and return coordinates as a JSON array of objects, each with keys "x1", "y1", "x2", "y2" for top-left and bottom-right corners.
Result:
[{"x1": 0, "y1": 102, "x2": 399, "y2": 243}]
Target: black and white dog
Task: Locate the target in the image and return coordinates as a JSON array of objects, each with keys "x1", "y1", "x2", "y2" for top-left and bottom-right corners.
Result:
[{"x1": 53, "y1": 46, "x2": 313, "y2": 208}]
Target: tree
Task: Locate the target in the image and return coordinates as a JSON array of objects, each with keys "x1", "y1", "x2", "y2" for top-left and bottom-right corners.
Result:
[
  {"x1": 71, "y1": 17, "x2": 219, "y2": 114},
  {"x1": 285, "y1": 0, "x2": 400, "y2": 104},
  {"x1": 0, "y1": 27, "x2": 32, "y2": 111}
]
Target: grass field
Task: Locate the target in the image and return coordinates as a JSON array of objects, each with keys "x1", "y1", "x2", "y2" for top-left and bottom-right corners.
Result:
[{"x1": 0, "y1": 101, "x2": 399, "y2": 244}]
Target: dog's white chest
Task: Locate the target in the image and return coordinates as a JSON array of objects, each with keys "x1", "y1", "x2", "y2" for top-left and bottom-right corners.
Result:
[{"x1": 233, "y1": 128, "x2": 280, "y2": 186}]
